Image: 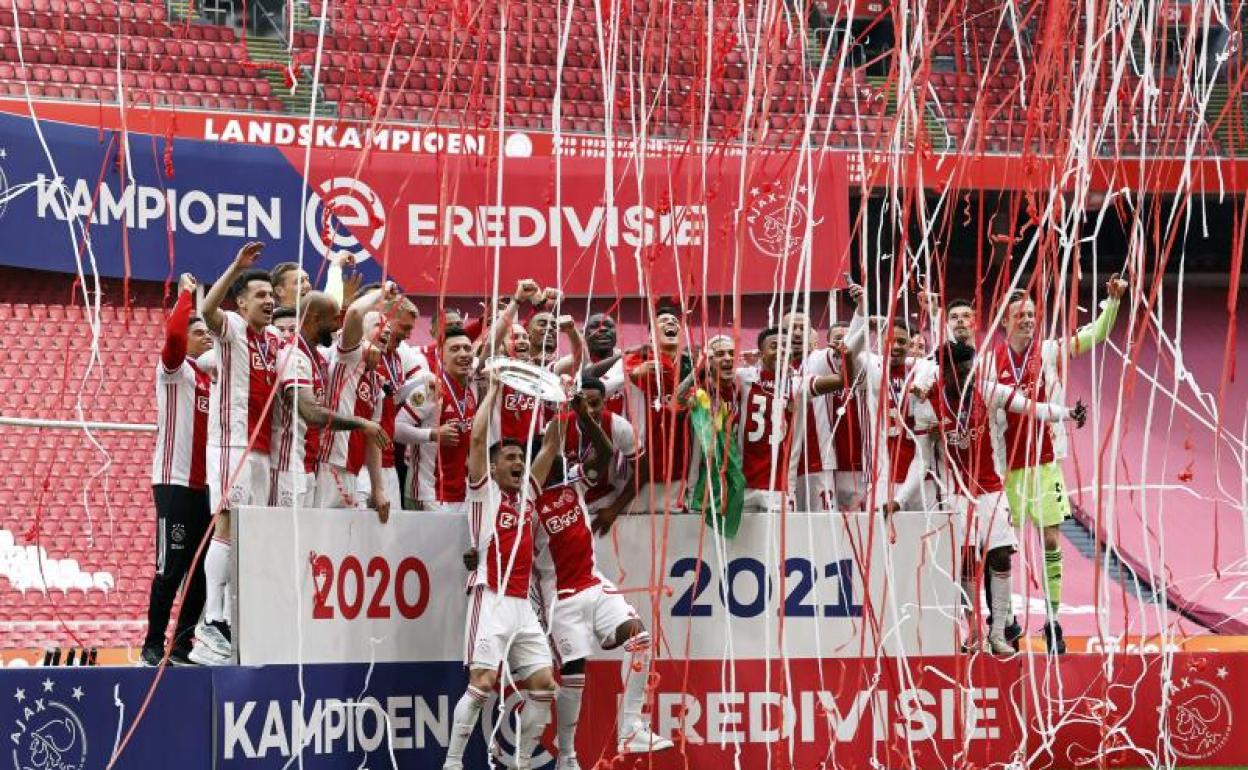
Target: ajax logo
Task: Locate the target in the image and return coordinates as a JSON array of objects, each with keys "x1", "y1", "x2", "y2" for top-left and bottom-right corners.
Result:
[
  {"x1": 745, "y1": 182, "x2": 821, "y2": 260},
  {"x1": 10, "y1": 679, "x2": 88, "y2": 770},
  {"x1": 305, "y1": 177, "x2": 386, "y2": 263},
  {"x1": 1166, "y1": 673, "x2": 1234, "y2": 760}
]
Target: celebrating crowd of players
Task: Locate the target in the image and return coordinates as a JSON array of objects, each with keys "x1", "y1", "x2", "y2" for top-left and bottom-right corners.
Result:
[{"x1": 141, "y1": 241, "x2": 1127, "y2": 769}]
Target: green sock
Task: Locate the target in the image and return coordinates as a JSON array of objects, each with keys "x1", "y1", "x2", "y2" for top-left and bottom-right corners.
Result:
[{"x1": 1044, "y1": 548, "x2": 1063, "y2": 619}]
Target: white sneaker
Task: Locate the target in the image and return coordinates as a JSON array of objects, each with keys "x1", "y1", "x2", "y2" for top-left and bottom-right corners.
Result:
[
  {"x1": 194, "y1": 621, "x2": 231, "y2": 658},
  {"x1": 618, "y1": 725, "x2": 674, "y2": 754},
  {"x1": 187, "y1": 643, "x2": 231, "y2": 666},
  {"x1": 986, "y1": 633, "x2": 1014, "y2": 656},
  {"x1": 489, "y1": 740, "x2": 529, "y2": 770},
  {"x1": 555, "y1": 755, "x2": 583, "y2": 770}
]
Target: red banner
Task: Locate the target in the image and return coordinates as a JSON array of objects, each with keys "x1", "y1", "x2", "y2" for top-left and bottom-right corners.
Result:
[
  {"x1": 285, "y1": 148, "x2": 849, "y2": 296},
  {"x1": 566, "y1": 653, "x2": 1248, "y2": 768}
]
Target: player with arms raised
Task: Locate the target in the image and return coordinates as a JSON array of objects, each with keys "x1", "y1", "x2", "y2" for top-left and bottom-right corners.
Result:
[
  {"x1": 538, "y1": 389, "x2": 670, "y2": 767},
  {"x1": 444, "y1": 376, "x2": 563, "y2": 770},
  {"x1": 193, "y1": 242, "x2": 280, "y2": 665},
  {"x1": 904, "y1": 341, "x2": 1086, "y2": 653},
  {"x1": 989, "y1": 274, "x2": 1127, "y2": 653},
  {"x1": 142, "y1": 273, "x2": 213, "y2": 667}
]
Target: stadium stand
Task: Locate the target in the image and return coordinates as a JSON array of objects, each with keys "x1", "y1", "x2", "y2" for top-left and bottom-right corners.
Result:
[
  {"x1": 0, "y1": 267, "x2": 162, "y2": 649},
  {"x1": 0, "y1": 0, "x2": 282, "y2": 111},
  {"x1": 0, "y1": 0, "x2": 1241, "y2": 154}
]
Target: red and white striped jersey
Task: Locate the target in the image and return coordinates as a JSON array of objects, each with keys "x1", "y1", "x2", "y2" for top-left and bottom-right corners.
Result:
[
  {"x1": 404, "y1": 372, "x2": 478, "y2": 504},
  {"x1": 467, "y1": 475, "x2": 539, "y2": 599},
  {"x1": 561, "y1": 412, "x2": 637, "y2": 511},
  {"x1": 151, "y1": 360, "x2": 211, "y2": 488},
  {"x1": 794, "y1": 349, "x2": 864, "y2": 474},
  {"x1": 345, "y1": 367, "x2": 384, "y2": 475},
  {"x1": 318, "y1": 342, "x2": 367, "y2": 469},
  {"x1": 990, "y1": 339, "x2": 1058, "y2": 470},
  {"x1": 271, "y1": 336, "x2": 327, "y2": 474},
  {"x1": 494, "y1": 382, "x2": 551, "y2": 444},
  {"x1": 929, "y1": 378, "x2": 1004, "y2": 496},
  {"x1": 533, "y1": 475, "x2": 601, "y2": 599},
  {"x1": 208, "y1": 311, "x2": 280, "y2": 452},
  {"x1": 735, "y1": 367, "x2": 803, "y2": 492},
  {"x1": 349, "y1": 343, "x2": 427, "y2": 470},
  {"x1": 605, "y1": 351, "x2": 691, "y2": 484},
  {"x1": 592, "y1": 355, "x2": 627, "y2": 417}
]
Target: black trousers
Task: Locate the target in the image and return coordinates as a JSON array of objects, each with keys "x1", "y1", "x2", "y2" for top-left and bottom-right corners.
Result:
[{"x1": 143, "y1": 485, "x2": 210, "y2": 651}]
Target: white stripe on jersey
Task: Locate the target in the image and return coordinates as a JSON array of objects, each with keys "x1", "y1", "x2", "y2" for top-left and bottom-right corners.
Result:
[
  {"x1": 271, "y1": 341, "x2": 318, "y2": 473},
  {"x1": 151, "y1": 361, "x2": 205, "y2": 488},
  {"x1": 319, "y1": 342, "x2": 367, "y2": 468},
  {"x1": 207, "y1": 310, "x2": 278, "y2": 449}
]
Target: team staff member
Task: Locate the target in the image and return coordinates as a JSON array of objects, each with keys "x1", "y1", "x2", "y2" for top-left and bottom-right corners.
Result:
[{"x1": 141, "y1": 274, "x2": 213, "y2": 667}]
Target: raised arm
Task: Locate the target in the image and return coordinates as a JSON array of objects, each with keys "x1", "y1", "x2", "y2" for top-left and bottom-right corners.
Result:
[
  {"x1": 552, "y1": 315, "x2": 584, "y2": 376},
  {"x1": 1069, "y1": 273, "x2": 1127, "y2": 357},
  {"x1": 570, "y1": 393, "x2": 613, "y2": 481},
  {"x1": 844, "y1": 282, "x2": 868, "y2": 355},
  {"x1": 467, "y1": 377, "x2": 500, "y2": 484},
  {"x1": 530, "y1": 414, "x2": 567, "y2": 488},
  {"x1": 341, "y1": 283, "x2": 398, "y2": 351},
  {"x1": 161, "y1": 274, "x2": 196, "y2": 371},
  {"x1": 488, "y1": 279, "x2": 540, "y2": 357},
  {"x1": 201, "y1": 241, "x2": 264, "y2": 335}
]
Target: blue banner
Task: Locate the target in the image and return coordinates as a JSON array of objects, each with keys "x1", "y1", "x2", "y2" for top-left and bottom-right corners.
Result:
[
  {"x1": 1, "y1": 663, "x2": 543, "y2": 770},
  {"x1": 0, "y1": 108, "x2": 380, "y2": 286},
  {"x1": 2, "y1": 666, "x2": 210, "y2": 770}
]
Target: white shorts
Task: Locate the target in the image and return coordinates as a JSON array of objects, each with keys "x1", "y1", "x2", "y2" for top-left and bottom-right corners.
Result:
[
  {"x1": 742, "y1": 488, "x2": 792, "y2": 513},
  {"x1": 833, "y1": 470, "x2": 866, "y2": 510},
  {"x1": 354, "y1": 466, "x2": 402, "y2": 509},
  {"x1": 626, "y1": 482, "x2": 686, "y2": 514},
  {"x1": 208, "y1": 447, "x2": 271, "y2": 513},
  {"x1": 900, "y1": 479, "x2": 942, "y2": 513},
  {"x1": 314, "y1": 464, "x2": 357, "y2": 509},
  {"x1": 956, "y1": 491, "x2": 1018, "y2": 553},
  {"x1": 465, "y1": 587, "x2": 552, "y2": 677},
  {"x1": 548, "y1": 582, "x2": 638, "y2": 664},
  {"x1": 794, "y1": 472, "x2": 835, "y2": 512},
  {"x1": 269, "y1": 469, "x2": 316, "y2": 508}
]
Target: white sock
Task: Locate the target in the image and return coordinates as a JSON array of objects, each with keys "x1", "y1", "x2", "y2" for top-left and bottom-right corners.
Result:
[
  {"x1": 445, "y1": 685, "x2": 488, "y2": 765},
  {"x1": 203, "y1": 538, "x2": 231, "y2": 624},
  {"x1": 989, "y1": 569, "x2": 1012, "y2": 639},
  {"x1": 618, "y1": 632, "x2": 652, "y2": 739},
  {"x1": 555, "y1": 674, "x2": 585, "y2": 756},
  {"x1": 960, "y1": 572, "x2": 979, "y2": 638},
  {"x1": 517, "y1": 689, "x2": 554, "y2": 764}
]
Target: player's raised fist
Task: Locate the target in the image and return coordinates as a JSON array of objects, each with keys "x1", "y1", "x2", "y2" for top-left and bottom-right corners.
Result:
[
  {"x1": 542, "y1": 287, "x2": 562, "y2": 305},
  {"x1": 557, "y1": 314, "x2": 575, "y2": 333},
  {"x1": 847, "y1": 281, "x2": 865, "y2": 307},
  {"x1": 1069, "y1": 399, "x2": 1088, "y2": 428},
  {"x1": 1106, "y1": 273, "x2": 1128, "y2": 299},
  {"x1": 514, "y1": 279, "x2": 540, "y2": 302},
  {"x1": 234, "y1": 241, "x2": 264, "y2": 268},
  {"x1": 178, "y1": 273, "x2": 197, "y2": 293}
]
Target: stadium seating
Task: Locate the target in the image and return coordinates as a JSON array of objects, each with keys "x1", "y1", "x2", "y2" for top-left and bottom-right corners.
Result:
[
  {"x1": 0, "y1": 0, "x2": 283, "y2": 112},
  {"x1": 0, "y1": 267, "x2": 163, "y2": 648},
  {"x1": 0, "y1": 0, "x2": 1234, "y2": 154}
]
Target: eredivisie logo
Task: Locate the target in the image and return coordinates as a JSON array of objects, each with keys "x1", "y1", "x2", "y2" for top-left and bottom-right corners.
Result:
[{"x1": 304, "y1": 177, "x2": 386, "y2": 264}]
